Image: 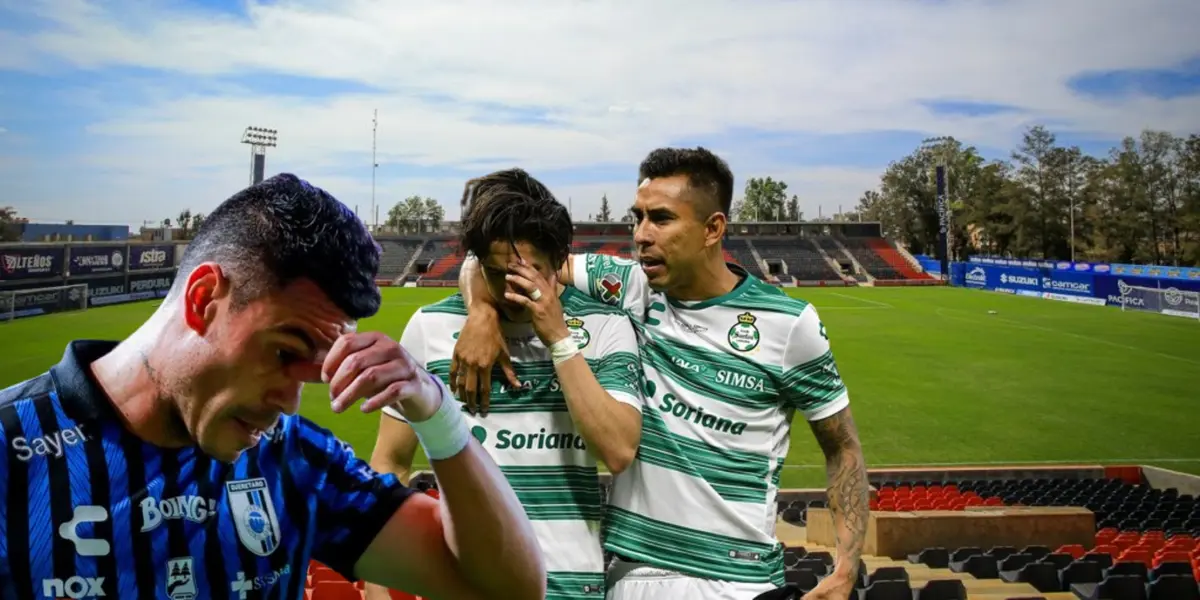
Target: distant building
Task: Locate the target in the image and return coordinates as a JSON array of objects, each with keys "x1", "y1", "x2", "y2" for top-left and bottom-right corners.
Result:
[{"x1": 18, "y1": 223, "x2": 131, "y2": 242}]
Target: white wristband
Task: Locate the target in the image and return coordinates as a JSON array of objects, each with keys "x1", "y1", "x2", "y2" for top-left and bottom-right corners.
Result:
[
  {"x1": 407, "y1": 373, "x2": 471, "y2": 461},
  {"x1": 549, "y1": 336, "x2": 579, "y2": 365}
]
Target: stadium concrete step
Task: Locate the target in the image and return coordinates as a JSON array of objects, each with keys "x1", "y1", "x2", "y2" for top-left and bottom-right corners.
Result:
[{"x1": 778, "y1": 520, "x2": 1057, "y2": 598}]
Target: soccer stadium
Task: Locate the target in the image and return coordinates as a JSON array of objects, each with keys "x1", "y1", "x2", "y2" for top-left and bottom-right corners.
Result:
[{"x1": 2, "y1": 220, "x2": 1197, "y2": 600}]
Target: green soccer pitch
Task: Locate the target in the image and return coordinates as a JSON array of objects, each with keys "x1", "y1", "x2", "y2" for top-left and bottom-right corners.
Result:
[{"x1": 2, "y1": 286, "x2": 1196, "y2": 488}]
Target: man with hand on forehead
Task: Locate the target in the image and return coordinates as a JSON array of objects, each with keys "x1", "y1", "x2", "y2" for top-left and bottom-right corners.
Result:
[
  {"x1": 368, "y1": 168, "x2": 643, "y2": 600},
  {"x1": 0, "y1": 174, "x2": 544, "y2": 600}
]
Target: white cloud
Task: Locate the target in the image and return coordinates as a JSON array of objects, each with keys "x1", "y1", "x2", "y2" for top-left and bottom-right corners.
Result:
[{"x1": 3, "y1": 0, "x2": 1200, "y2": 225}]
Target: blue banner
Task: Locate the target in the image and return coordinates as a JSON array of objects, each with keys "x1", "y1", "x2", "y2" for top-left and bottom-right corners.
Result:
[
  {"x1": 80, "y1": 275, "x2": 131, "y2": 307},
  {"x1": 962, "y1": 264, "x2": 1043, "y2": 297},
  {"x1": 69, "y1": 245, "x2": 127, "y2": 275},
  {"x1": 0, "y1": 246, "x2": 65, "y2": 281},
  {"x1": 971, "y1": 256, "x2": 1200, "y2": 282},
  {"x1": 129, "y1": 245, "x2": 175, "y2": 271},
  {"x1": 1093, "y1": 274, "x2": 1200, "y2": 308},
  {"x1": 1039, "y1": 270, "x2": 1095, "y2": 298},
  {"x1": 128, "y1": 271, "x2": 175, "y2": 299}
]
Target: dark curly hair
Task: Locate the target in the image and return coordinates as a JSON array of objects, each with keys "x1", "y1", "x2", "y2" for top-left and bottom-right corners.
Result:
[
  {"x1": 459, "y1": 168, "x2": 572, "y2": 269},
  {"x1": 173, "y1": 173, "x2": 382, "y2": 319}
]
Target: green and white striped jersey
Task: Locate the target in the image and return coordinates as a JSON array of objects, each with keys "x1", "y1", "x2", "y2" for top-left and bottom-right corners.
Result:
[
  {"x1": 573, "y1": 254, "x2": 850, "y2": 585},
  {"x1": 384, "y1": 290, "x2": 643, "y2": 600}
]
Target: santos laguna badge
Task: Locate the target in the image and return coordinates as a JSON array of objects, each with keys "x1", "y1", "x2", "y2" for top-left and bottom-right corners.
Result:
[
  {"x1": 728, "y1": 312, "x2": 761, "y2": 352},
  {"x1": 566, "y1": 317, "x2": 591, "y2": 349}
]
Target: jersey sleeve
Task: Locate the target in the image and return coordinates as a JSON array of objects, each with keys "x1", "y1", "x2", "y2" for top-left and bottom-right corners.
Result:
[
  {"x1": 779, "y1": 304, "x2": 849, "y2": 421},
  {"x1": 383, "y1": 309, "x2": 429, "y2": 423},
  {"x1": 587, "y1": 314, "x2": 645, "y2": 411},
  {"x1": 304, "y1": 422, "x2": 416, "y2": 580},
  {"x1": 571, "y1": 253, "x2": 651, "y2": 320}
]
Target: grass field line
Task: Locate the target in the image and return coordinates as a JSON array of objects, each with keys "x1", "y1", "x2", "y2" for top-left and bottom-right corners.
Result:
[
  {"x1": 827, "y1": 292, "x2": 894, "y2": 308},
  {"x1": 404, "y1": 457, "x2": 1200, "y2": 471},
  {"x1": 933, "y1": 307, "x2": 1200, "y2": 367}
]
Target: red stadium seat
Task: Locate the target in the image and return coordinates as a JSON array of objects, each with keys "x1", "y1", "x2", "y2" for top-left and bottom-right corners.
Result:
[
  {"x1": 310, "y1": 569, "x2": 348, "y2": 588},
  {"x1": 1056, "y1": 544, "x2": 1086, "y2": 559},
  {"x1": 311, "y1": 581, "x2": 362, "y2": 600}
]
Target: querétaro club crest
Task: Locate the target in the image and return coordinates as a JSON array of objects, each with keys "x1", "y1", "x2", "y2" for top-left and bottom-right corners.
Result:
[
  {"x1": 226, "y1": 478, "x2": 282, "y2": 556},
  {"x1": 727, "y1": 312, "x2": 761, "y2": 352}
]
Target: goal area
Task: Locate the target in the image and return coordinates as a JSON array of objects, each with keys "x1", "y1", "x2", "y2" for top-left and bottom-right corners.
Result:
[
  {"x1": 0, "y1": 283, "x2": 89, "y2": 322},
  {"x1": 1117, "y1": 281, "x2": 1200, "y2": 320}
]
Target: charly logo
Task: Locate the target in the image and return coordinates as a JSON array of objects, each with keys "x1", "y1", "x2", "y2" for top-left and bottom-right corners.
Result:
[
  {"x1": 225, "y1": 478, "x2": 281, "y2": 557},
  {"x1": 565, "y1": 317, "x2": 590, "y2": 349},
  {"x1": 727, "y1": 312, "x2": 760, "y2": 352}
]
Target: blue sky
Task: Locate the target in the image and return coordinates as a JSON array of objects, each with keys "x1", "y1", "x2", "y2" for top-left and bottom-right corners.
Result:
[{"x1": 2, "y1": 0, "x2": 1199, "y2": 226}]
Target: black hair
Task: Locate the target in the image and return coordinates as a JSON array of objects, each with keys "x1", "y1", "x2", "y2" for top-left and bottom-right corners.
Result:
[
  {"x1": 173, "y1": 173, "x2": 381, "y2": 319},
  {"x1": 459, "y1": 168, "x2": 572, "y2": 269},
  {"x1": 638, "y1": 146, "x2": 735, "y2": 217}
]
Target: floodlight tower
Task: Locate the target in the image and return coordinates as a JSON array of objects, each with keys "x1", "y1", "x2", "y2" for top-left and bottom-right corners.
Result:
[
  {"x1": 241, "y1": 126, "x2": 278, "y2": 186},
  {"x1": 921, "y1": 135, "x2": 954, "y2": 277}
]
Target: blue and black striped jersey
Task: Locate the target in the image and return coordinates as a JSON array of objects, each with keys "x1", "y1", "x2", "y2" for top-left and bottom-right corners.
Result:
[{"x1": 0, "y1": 340, "x2": 415, "y2": 600}]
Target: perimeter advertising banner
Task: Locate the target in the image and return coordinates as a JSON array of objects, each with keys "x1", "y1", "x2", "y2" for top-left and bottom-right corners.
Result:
[
  {"x1": 129, "y1": 245, "x2": 175, "y2": 271},
  {"x1": 0, "y1": 246, "x2": 65, "y2": 281},
  {"x1": 128, "y1": 271, "x2": 176, "y2": 299},
  {"x1": 69, "y1": 245, "x2": 127, "y2": 275},
  {"x1": 0, "y1": 284, "x2": 84, "y2": 321}
]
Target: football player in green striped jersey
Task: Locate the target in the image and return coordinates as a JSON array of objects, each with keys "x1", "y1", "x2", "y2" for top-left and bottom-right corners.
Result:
[
  {"x1": 455, "y1": 149, "x2": 868, "y2": 600},
  {"x1": 368, "y1": 169, "x2": 644, "y2": 600}
]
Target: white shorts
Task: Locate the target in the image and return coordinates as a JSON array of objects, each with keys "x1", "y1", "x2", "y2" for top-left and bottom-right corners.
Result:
[{"x1": 605, "y1": 558, "x2": 778, "y2": 600}]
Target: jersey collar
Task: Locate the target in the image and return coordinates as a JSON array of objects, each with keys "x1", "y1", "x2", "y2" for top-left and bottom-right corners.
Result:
[
  {"x1": 667, "y1": 262, "x2": 752, "y2": 310},
  {"x1": 50, "y1": 340, "x2": 121, "y2": 424}
]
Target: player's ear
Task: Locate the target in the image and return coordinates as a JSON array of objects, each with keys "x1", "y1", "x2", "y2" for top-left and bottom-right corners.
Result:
[
  {"x1": 704, "y1": 210, "x2": 727, "y2": 248},
  {"x1": 181, "y1": 263, "x2": 228, "y2": 334}
]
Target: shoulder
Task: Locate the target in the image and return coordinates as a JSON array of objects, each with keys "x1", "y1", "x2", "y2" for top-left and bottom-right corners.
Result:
[
  {"x1": 729, "y1": 277, "x2": 813, "y2": 319},
  {"x1": 260, "y1": 414, "x2": 345, "y2": 464},
  {"x1": 0, "y1": 372, "x2": 56, "y2": 411},
  {"x1": 561, "y1": 287, "x2": 627, "y2": 317},
  {"x1": 416, "y1": 293, "x2": 468, "y2": 317}
]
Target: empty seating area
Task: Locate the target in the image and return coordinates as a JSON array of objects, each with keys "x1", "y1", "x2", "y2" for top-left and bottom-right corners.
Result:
[
  {"x1": 417, "y1": 239, "x2": 462, "y2": 281},
  {"x1": 754, "y1": 238, "x2": 842, "y2": 281},
  {"x1": 725, "y1": 238, "x2": 763, "y2": 275},
  {"x1": 377, "y1": 239, "x2": 423, "y2": 279},
  {"x1": 840, "y1": 236, "x2": 902, "y2": 279}
]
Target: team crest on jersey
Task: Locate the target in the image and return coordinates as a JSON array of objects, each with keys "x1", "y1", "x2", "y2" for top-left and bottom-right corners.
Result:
[
  {"x1": 565, "y1": 317, "x2": 591, "y2": 348},
  {"x1": 727, "y1": 312, "x2": 761, "y2": 352},
  {"x1": 598, "y1": 273, "x2": 623, "y2": 304},
  {"x1": 167, "y1": 557, "x2": 197, "y2": 600},
  {"x1": 226, "y1": 478, "x2": 282, "y2": 557}
]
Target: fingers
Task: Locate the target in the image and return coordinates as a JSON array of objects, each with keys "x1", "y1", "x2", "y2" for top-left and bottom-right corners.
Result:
[
  {"x1": 503, "y1": 291, "x2": 535, "y2": 308},
  {"x1": 478, "y1": 363, "x2": 492, "y2": 417},
  {"x1": 327, "y1": 334, "x2": 419, "y2": 412},
  {"x1": 322, "y1": 332, "x2": 380, "y2": 384},
  {"x1": 499, "y1": 353, "x2": 520, "y2": 390},
  {"x1": 448, "y1": 356, "x2": 460, "y2": 396},
  {"x1": 360, "y1": 378, "x2": 423, "y2": 413},
  {"x1": 505, "y1": 271, "x2": 538, "y2": 296},
  {"x1": 463, "y1": 367, "x2": 479, "y2": 414}
]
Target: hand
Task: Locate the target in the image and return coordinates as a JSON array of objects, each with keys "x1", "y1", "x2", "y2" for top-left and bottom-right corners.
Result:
[
  {"x1": 323, "y1": 331, "x2": 442, "y2": 422},
  {"x1": 800, "y1": 572, "x2": 855, "y2": 600},
  {"x1": 450, "y1": 309, "x2": 519, "y2": 416},
  {"x1": 503, "y1": 261, "x2": 570, "y2": 347}
]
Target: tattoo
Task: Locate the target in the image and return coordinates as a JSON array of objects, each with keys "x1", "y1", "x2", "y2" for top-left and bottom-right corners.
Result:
[{"x1": 809, "y1": 407, "x2": 869, "y2": 574}]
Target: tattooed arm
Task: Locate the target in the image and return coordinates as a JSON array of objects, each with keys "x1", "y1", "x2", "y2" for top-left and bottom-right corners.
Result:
[{"x1": 806, "y1": 406, "x2": 868, "y2": 598}]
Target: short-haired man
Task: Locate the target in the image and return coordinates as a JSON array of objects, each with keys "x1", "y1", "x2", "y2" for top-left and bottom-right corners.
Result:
[
  {"x1": 0, "y1": 174, "x2": 544, "y2": 600},
  {"x1": 455, "y1": 149, "x2": 869, "y2": 600},
  {"x1": 366, "y1": 168, "x2": 644, "y2": 600}
]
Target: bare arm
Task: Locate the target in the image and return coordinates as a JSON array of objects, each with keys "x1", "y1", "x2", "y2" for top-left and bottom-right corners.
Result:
[
  {"x1": 356, "y1": 439, "x2": 545, "y2": 600},
  {"x1": 808, "y1": 406, "x2": 868, "y2": 582},
  {"x1": 453, "y1": 255, "x2": 519, "y2": 412},
  {"x1": 362, "y1": 416, "x2": 422, "y2": 600},
  {"x1": 368, "y1": 413, "x2": 421, "y2": 486},
  {"x1": 553, "y1": 354, "x2": 641, "y2": 474}
]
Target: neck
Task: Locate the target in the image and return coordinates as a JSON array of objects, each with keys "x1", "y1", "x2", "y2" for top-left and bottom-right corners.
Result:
[
  {"x1": 670, "y1": 255, "x2": 740, "y2": 302},
  {"x1": 89, "y1": 314, "x2": 192, "y2": 449}
]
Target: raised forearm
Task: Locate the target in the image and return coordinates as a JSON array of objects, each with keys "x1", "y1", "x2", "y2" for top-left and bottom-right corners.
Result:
[
  {"x1": 554, "y1": 355, "x2": 641, "y2": 473},
  {"x1": 459, "y1": 255, "x2": 494, "y2": 309},
  {"x1": 433, "y1": 441, "x2": 546, "y2": 599},
  {"x1": 810, "y1": 408, "x2": 868, "y2": 578}
]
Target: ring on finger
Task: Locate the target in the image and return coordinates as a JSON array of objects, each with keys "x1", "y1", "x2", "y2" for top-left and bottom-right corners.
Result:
[{"x1": 529, "y1": 288, "x2": 543, "y2": 301}]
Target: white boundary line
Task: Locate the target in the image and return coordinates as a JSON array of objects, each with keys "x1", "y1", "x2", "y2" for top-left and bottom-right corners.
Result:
[{"x1": 827, "y1": 292, "x2": 893, "y2": 308}]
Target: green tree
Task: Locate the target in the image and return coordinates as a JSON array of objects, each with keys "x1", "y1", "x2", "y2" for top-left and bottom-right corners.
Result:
[
  {"x1": 736, "y1": 177, "x2": 789, "y2": 221},
  {"x1": 596, "y1": 194, "x2": 613, "y2": 222}
]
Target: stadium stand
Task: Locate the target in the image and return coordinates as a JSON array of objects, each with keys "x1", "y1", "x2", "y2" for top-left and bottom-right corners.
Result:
[
  {"x1": 414, "y1": 238, "x2": 462, "y2": 283},
  {"x1": 753, "y1": 237, "x2": 844, "y2": 283},
  {"x1": 840, "y1": 236, "x2": 903, "y2": 280},
  {"x1": 377, "y1": 239, "x2": 423, "y2": 280}
]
